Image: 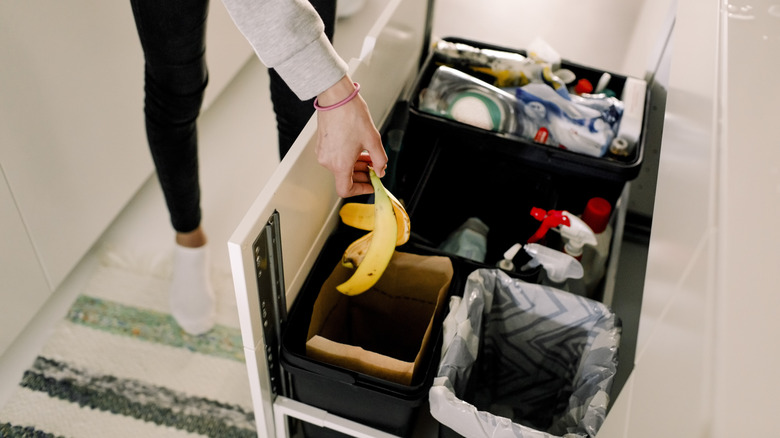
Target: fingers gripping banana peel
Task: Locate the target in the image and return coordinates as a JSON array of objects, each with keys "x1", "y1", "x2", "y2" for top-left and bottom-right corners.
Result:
[{"x1": 336, "y1": 169, "x2": 402, "y2": 296}]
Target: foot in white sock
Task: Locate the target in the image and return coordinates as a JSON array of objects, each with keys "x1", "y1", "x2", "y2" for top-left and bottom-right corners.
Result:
[{"x1": 170, "y1": 244, "x2": 216, "y2": 335}]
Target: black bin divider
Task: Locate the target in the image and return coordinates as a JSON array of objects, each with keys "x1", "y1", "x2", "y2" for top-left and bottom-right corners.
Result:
[{"x1": 399, "y1": 135, "x2": 558, "y2": 266}]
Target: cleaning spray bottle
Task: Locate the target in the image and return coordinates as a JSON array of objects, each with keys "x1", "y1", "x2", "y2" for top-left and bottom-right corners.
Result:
[
  {"x1": 580, "y1": 197, "x2": 614, "y2": 295},
  {"x1": 559, "y1": 211, "x2": 598, "y2": 261},
  {"x1": 521, "y1": 243, "x2": 585, "y2": 295},
  {"x1": 527, "y1": 207, "x2": 569, "y2": 244},
  {"x1": 496, "y1": 242, "x2": 585, "y2": 294}
]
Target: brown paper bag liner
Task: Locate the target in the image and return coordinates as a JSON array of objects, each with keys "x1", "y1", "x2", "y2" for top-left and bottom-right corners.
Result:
[{"x1": 306, "y1": 251, "x2": 453, "y2": 386}]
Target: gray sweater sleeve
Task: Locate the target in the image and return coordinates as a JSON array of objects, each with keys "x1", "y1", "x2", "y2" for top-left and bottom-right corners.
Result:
[{"x1": 220, "y1": 0, "x2": 349, "y2": 100}]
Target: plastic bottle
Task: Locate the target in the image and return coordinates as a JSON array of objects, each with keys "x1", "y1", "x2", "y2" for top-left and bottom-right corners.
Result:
[
  {"x1": 558, "y1": 211, "x2": 597, "y2": 260},
  {"x1": 580, "y1": 197, "x2": 614, "y2": 295},
  {"x1": 438, "y1": 217, "x2": 489, "y2": 263},
  {"x1": 521, "y1": 243, "x2": 585, "y2": 295}
]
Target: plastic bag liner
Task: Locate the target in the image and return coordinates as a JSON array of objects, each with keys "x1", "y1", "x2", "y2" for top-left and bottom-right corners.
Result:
[{"x1": 429, "y1": 268, "x2": 620, "y2": 438}]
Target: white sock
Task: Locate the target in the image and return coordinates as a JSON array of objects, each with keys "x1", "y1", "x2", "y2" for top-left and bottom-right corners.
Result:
[{"x1": 170, "y1": 244, "x2": 216, "y2": 335}]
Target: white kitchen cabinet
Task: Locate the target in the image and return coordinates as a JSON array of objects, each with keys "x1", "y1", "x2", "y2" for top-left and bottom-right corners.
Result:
[
  {"x1": 0, "y1": 1, "x2": 251, "y2": 355},
  {"x1": 0, "y1": 0, "x2": 251, "y2": 291},
  {"x1": 0, "y1": 168, "x2": 50, "y2": 355},
  {"x1": 228, "y1": 0, "x2": 430, "y2": 436}
]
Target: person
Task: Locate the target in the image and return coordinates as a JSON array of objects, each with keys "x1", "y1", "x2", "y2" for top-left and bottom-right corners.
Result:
[{"x1": 130, "y1": 0, "x2": 388, "y2": 335}]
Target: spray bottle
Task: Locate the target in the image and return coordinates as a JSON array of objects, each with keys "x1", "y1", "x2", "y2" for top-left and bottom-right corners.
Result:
[
  {"x1": 580, "y1": 197, "x2": 614, "y2": 295},
  {"x1": 523, "y1": 243, "x2": 585, "y2": 295},
  {"x1": 497, "y1": 242, "x2": 585, "y2": 295},
  {"x1": 558, "y1": 211, "x2": 598, "y2": 261}
]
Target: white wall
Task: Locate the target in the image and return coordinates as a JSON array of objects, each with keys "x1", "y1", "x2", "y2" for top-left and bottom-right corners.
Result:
[
  {"x1": 714, "y1": 0, "x2": 780, "y2": 434},
  {"x1": 430, "y1": 0, "x2": 646, "y2": 76}
]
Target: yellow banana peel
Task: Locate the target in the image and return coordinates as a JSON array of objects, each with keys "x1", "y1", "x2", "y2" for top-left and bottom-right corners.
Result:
[
  {"x1": 341, "y1": 231, "x2": 373, "y2": 269},
  {"x1": 339, "y1": 193, "x2": 410, "y2": 246},
  {"x1": 338, "y1": 203, "x2": 374, "y2": 231},
  {"x1": 335, "y1": 169, "x2": 408, "y2": 295}
]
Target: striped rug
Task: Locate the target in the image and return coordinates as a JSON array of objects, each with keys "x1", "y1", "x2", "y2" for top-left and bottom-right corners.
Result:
[{"x1": 0, "y1": 255, "x2": 257, "y2": 438}]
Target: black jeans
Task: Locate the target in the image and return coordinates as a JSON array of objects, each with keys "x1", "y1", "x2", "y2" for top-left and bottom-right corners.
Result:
[{"x1": 130, "y1": 0, "x2": 336, "y2": 233}]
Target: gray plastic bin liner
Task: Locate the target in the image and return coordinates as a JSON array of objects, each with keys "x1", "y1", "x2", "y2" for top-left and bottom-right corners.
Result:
[{"x1": 429, "y1": 269, "x2": 620, "y2": 438}]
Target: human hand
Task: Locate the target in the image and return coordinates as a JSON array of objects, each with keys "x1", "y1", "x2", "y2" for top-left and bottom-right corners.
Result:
[{"x1": 315, "y1": 77, "x2": 388, "y2": 198}]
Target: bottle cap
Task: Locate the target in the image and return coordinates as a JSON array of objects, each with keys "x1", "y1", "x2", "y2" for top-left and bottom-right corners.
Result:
[
  {"x1": 559, "y1": 212, "x2": 597, "y2": 259},
  {"x1": 582, "y1": 197, "x2": 612, "y2": 234},
  {"x1": 574, "y1": 79, "x2": 593, "y2": 95},
  {"x1": 553, "y1": 68, "x2": 576, "y2": 84},
  {"x1": 609, "y1": 137, "x2": 630, "y2": 156},
  {"x1": 497, "y1": 243, "x2": 523, "y2": 271}
]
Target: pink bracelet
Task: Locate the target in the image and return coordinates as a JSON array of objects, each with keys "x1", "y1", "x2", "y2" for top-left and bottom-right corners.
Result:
[{"x1": 313, "y1": 82, "x2": 361, "y2": 111}]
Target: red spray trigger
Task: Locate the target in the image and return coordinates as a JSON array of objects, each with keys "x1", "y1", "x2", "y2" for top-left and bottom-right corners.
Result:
[{"x1": 527, "y1": 208, "x2": 570, "y2": 243}]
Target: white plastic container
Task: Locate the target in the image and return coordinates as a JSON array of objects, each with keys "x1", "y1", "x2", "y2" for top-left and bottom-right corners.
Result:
[{"x1": 580, "y1": 197, "x2": 614, "y2": 295}]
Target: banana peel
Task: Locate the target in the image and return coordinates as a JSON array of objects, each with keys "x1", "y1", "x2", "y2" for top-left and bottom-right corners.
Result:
[
  {"x1": 336, "y1": 169, "x2": 410, "y2": 295},
  {"x1": 339, "y1": 192, "x2": 411, "y2": 246}
]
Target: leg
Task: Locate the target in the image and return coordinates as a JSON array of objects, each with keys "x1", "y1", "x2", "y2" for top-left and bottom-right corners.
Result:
[
  {"x1": 131, "y1": 0, "x2": 216, "y2": 335},
  {"x1": 131, "y1": 0, "x2": 210, "y2": 234},
  {"x1": 269, "y1": 0, "x2": 337, "y2": 159}
]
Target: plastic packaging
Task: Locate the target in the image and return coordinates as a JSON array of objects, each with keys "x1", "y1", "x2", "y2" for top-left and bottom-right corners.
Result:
[
  {"x1": 527, "y1": 37, "x2": 561, "y2": 70},
  {"x1": 438, "y1": 217, "x2": 490, "y2": 263},
  {"x1": 419, "y1": 66, "x2": 518, "y2": 134},
  {"x1": 580, "y1": 198, "x2": 614, "y2": 295},
  {"x1": 424, "y1": 39, "x2": 637, "y2": 160},
  {"x1": 432, "y1": 39, "x2": 568, "y2": 92},
  {"x1": 430, "y1": 268, "x2": 621, "y2": 438},
  {"x1": 514, "y1": 83, "x2": 618, "y2": 157},
  {"x1": 569, "y1": 92, "x2": 624, "y2": 126}
]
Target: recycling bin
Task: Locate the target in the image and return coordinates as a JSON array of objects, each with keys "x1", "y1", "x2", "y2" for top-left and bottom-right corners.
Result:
[{"x1": 429, "y1": 268, "x2": 621, "y2": 438}]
